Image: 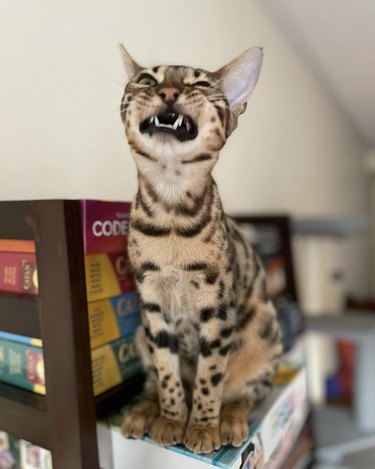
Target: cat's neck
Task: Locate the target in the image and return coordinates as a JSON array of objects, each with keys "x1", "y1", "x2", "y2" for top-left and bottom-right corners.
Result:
[{"x1": 133, "y1": 149, "x2": 219, "y2": 207}]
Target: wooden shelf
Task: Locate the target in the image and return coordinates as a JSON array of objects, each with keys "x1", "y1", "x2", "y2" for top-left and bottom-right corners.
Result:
[
  {"x1": 0, "y1": 295, "x2": 40, "y2": 338},
  {"x1": 0, "y1": 200, "x2": 101, "y2": 469},
  {"x1": 0, "y1": 393, "x2": 48, "y2": 448},
  {"x1": 0, "y1": 381, "x2": 46, "y2": 411}
]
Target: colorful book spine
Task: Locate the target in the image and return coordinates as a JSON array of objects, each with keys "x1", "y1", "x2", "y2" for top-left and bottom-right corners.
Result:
[
  {"x1": 19, "y1": 439, "x2": 53, "y2": 469},
  {"x1": 91, "y1": 333, "x2": 140, "y2": 396},
  {"x1": 0, "y1": 338, "x2": 46, "y2": 395},
  {"x1": 0, "y1": 240, "x2": 35, "y2": 254},
  {"x1": 0, "y1": 252, "x2": 38, "y2": 296},
  {"x1": 85, "y1": 251, "x2": 135, "y2": 302},
  {"x1": 89, "y1": 291, "x2": 140, "y2": 349},
  {"x1": 0, "y1": 431, "x2": 52, "y2": 469},
  {"x1": 80, "y1": 200, "x2": 136, "y2": 302},
  {"x1": 0, "y1": 331, "x2": 42, "y2": 347},
  {"x1": 80, "y1": 200, "x2": 131, "y2": 254},
  {"x1": 0, "y1": 334, "x2": 141, "y2": 397}
]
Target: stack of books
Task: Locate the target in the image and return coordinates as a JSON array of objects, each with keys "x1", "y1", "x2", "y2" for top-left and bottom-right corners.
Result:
[{"x1": 0, "y1": 200, "x2": 142, "y2": 397}]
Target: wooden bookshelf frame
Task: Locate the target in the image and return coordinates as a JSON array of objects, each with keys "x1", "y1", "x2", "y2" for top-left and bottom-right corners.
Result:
[{"x1": 0, "y1": 200, "x2": 144, "y2": 469}]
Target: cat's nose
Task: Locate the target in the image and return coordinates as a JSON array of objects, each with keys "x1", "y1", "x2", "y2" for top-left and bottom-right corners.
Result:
[{"x1": 158, "y1": 87, "x2": 180, "y2": 103}]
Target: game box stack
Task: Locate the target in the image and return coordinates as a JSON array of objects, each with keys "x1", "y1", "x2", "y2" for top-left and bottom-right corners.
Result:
[
  {"x1": 0, "y1": 200, "x2": 142, "y2": 397},
  {"x1": 0, "y1": 430, "x2": 52, "y2": 469},
  {"x1": 97, "y1": 364, "x2": 309, "y2": 469}
]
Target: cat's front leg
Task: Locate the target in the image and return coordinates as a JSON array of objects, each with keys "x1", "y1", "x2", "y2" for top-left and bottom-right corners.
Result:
[
  {"x1": 184, "y1": 301, "x2": 235, "y2": 453},
  {"x1": 140, "y1": 293, "x2": 189, "y2": 445}
]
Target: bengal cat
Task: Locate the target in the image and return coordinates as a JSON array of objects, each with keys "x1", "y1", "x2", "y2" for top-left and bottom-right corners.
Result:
[{"x1": 119, "y1": 45, "x2": 282, "y2": 454}]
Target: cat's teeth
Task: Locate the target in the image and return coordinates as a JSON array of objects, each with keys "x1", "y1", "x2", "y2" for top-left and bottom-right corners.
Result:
[
  {"x1": 173, "y1": 115, "x2": 182, "y2": 130},
  {"x1": 154, "y1": 115, "x2": 160, "y2": 127},
  {"x1": 150, "y1": 115, "x2": 155, "y2": 124},
  {"x1": 173, "y1": 115, "x2": 183, "y2": 130}
]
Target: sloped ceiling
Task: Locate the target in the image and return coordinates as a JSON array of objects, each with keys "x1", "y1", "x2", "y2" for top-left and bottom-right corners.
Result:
[{"x1": 261, "y1": 0, "x2": 375, "y2": 147}]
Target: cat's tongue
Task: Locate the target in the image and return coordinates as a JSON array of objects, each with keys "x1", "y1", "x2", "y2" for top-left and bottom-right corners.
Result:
[{"x1": 140, "y1": 111, "x2": 198, "y2": 142}]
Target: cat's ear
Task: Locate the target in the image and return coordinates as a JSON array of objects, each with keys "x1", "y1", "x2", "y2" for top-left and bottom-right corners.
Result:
[
  {"x1": 119, "y1": 44, "x2": 142, "y2": 80},
  {"x1": 216, "y1": 47, "x2": 263, "y2": 115}
]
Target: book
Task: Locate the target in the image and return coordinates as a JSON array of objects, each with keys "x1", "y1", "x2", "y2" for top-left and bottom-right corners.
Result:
[
  {"x1": 0, "y1": 338, "x2": 45, "y2": 395},
  {"x1": 0, "y1": 240, "x2": 35, "y2": 254},
  {"x1": 0, "y1": 334, "x2": 141, "y2": 397},
  {"x1": 0, "y1": 430, "x2": 18, "y2": 469},
  {"x1": 0, "y1": 431, "x2": 53, "y2": 469},
  {"x1": 0, "y1": 331, "x2": 42, "y2": 347},
  {"x1": 19, "y1": 439, "x2": 52, "y2": 469},
  {"x1": 0, "y1": 252, "x2": 38, "y2": 296},
  {"x1": 80, "y1": 200, "x2": 131, "y2": 254},
  {"x1": 97, "y1": 365, "x2": 308, "y2": 469},
  {"x1": 85, "y1": 251, "x2": 135, "y2": 302},
  {"x1": 88, "y1": 291, "x2": 140, "y2": 349}
]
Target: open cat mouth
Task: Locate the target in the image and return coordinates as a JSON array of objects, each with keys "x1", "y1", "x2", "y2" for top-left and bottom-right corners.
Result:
[{"x1": 139, "y1": 111, "x2": 198, "y2": 142}]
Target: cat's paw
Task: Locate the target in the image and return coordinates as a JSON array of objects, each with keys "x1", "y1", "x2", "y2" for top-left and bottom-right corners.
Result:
[
  {"x1": 121, "y1": 398, "x2": 159, "y2": 439},
  {"x1": 220, "y1": 414, "x2": 249, "y2": 447},
  {"x1": 149, "y1": 416, "x2": 185, "y2": 446},
  {"x1": 184, "y1": 423, "x2": 221, "y2": 454}
]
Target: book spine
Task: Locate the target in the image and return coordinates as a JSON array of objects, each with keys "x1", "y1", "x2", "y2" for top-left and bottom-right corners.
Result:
[
  {"x1": 0, "y1": 432, "x2": 52, "y2": 469},
  {"x1": 84, "y1": 252, "x2": 135, "y2": 302},
  {"x1": 0, "y1": 338, "x2": 46, "y2": 395},
  {"x1": 0, "y1": 240, "x2": 35, "y2": 253},
  {"x1": 80, "y1": 200, "x2": 131, "y2": 254},
  {"x1": 91, "y1": 333, "x2": 141, "y2": 396},
  {"x1": 89, "y1": 291, "x2": 140, "y2": 349},
  {"x1": 0, "y1": 252, "x2": 38, "y2": 296},
  {"x1": 0, "y1": 331, "x2": 42, "y2": 347},
  {"x1": 19, "y1": 439, "x2": 53, "y2": 469},
  {"x1": 0, "y1": 334, "x2": 141, "y2": 397}
]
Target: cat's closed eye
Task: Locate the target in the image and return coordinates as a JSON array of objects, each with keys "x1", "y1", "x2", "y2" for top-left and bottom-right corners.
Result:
[
  {"x1": 136, "y1": 73, "x2": 157, "y2": 86},
  {"x1": 194, "y1": 81, "x2": 211, "y2": 88}
]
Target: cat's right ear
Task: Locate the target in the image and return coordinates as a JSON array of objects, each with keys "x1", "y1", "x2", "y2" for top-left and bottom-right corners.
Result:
[{"x1": 119, "y1": 44, "x2": 142, "y2": 80}]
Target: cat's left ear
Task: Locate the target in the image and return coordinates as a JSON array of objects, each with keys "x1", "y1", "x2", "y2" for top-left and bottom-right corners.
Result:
[
  {"x1": 216, "y1": 47, "x2": 263, "y2": 115},
  {"x1": 119, "y1": 44, "x2": 142, "y2": 80}
]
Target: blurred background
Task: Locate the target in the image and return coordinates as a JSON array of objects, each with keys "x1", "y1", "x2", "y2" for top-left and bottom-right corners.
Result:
[{"x1": 0, "y1": 1, "x2": 374, "y2": 467}]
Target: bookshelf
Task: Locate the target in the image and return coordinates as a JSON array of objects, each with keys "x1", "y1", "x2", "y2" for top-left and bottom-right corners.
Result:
[{"x1": 0, "y1": 200, "x2": 143, "y2": 469}]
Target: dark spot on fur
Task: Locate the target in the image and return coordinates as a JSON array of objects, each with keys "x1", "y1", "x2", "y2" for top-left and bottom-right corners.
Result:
[
  {"x1": 205, "y1": 270, "x2": 219, "y2": 285},
  {"x1": 143, "y1": 302, "x2": 161, "y2": 313},
  {"x1": 199, "y1": 337, "x2": 222, "y2": 357},
  {"x1": 211, "y1": 373, "x2": 223, "y2": 386},
  {"x1": 202, "y1": 387, "x2": 210, "y2": 396},
  {"x1": 200, "y1": 307, "x2": 215, "y2": 322},
  {"x1": 217, "y1": 280, "x2": 225, "y2": 299},
  {"x1": 217, "y1": 304, "x2": 227, "y2": 320},
  {"x1": 184, "y1": 262, "x2": 207, "y2": 271},
  {"x1": 220, "y1": 327, "x2": 233, "y2": 338},
  {"x1": 219, "y1": 344, "x2": 231, "y2": 356}
]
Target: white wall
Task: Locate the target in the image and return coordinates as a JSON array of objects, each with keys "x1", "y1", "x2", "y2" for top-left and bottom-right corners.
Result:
[{"x1": 0, "y1": 0, "x2": 370, "y2": 292}]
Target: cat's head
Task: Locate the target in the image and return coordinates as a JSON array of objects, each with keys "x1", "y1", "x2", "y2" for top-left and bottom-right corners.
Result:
[{"x1": 120, "y1": 46, "x2": 263, "y2": 170}]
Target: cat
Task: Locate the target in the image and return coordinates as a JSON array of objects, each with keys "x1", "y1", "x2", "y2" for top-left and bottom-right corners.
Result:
[{"x1": 119, "y1": 45, "x2": 282, "y2": 454}]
